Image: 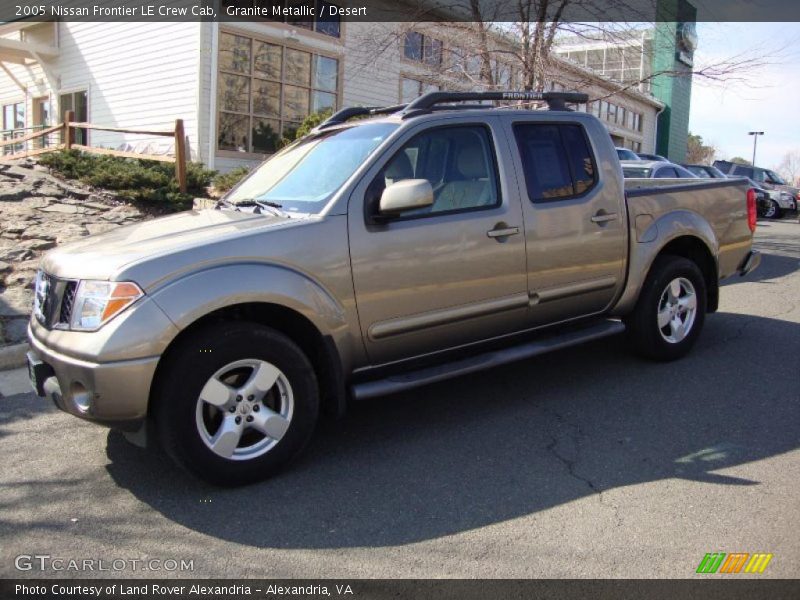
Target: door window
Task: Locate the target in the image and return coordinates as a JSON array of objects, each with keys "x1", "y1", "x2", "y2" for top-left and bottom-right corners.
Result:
[
  {"x1": 372, "y1": 126, "x2": 500, "y2": 218},
  {"x1": 513, "y1": 123, "x2": 597, "y2": 201}
]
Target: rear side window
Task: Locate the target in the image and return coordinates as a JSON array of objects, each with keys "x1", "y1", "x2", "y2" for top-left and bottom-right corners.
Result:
[
  {"x1": 733, "y1": 165, "x2": 755, "y2": 179},
  {"x1": 513, "y1": 124, "x2": 597, "y2": 201}
]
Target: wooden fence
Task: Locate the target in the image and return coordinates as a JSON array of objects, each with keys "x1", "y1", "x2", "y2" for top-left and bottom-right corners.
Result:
[{"x1": 0, "y1": 111, "x2": 187, "y2": 193}]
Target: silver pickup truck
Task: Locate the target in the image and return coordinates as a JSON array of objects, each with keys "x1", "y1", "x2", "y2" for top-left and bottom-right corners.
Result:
[{"x1": 27, "y1": 91, "x2": 761, "y2": 485}]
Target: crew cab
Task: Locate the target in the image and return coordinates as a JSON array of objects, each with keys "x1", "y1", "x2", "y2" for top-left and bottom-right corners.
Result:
[{"x1": 27, "y1": 91, "x2": 761, "y2": 485}]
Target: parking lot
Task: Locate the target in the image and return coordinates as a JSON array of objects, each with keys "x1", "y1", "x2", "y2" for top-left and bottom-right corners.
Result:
[{"x1": 0, "y1": 218, "x2": 797, "y2": 579}]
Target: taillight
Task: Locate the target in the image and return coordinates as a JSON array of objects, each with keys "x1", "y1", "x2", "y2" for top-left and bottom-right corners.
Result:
[{"x1": 746, "y1": 188, "x2": 757, "y2": 233}]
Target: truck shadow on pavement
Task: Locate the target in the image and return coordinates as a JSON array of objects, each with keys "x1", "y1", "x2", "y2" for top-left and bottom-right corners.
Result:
[{"x1": 104, "y1": 311, "x2": 800, "y2": 549}]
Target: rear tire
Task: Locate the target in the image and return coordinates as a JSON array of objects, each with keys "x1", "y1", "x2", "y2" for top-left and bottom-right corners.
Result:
[
  {"x1": 153, "y1": 321, "x2": 319, "y2": 486},
  {"x1": 625, "y1": 255, "x2": 707, "y2": 361}
]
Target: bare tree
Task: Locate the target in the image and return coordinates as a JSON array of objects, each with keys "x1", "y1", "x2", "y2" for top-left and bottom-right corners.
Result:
[
  {"x1": 348, "y1": 0, "x2": 785, "y2": 107},
  {"x1": 775, "y1": 150, "x2": 800, "y2": 186}
]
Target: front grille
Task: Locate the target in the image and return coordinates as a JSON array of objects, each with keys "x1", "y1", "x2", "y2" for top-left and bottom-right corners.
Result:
[
  {"x1": 59, "y1": 281, "x2": 78, "y2": 325},
  {"x1": 34, "y1": 273, "x2": 78, "y2": 329}
]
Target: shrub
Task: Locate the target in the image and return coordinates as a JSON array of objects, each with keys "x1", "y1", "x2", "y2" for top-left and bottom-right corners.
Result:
[
  {"x1": 291, "y1": 108, "x2": 334, "y2": 141},
  {"x1": 38, "y1": 150, "x2": 215, "y2": 210},
  {"x1": 212, "y1": 166, "x2": 250, "y2": 194}
]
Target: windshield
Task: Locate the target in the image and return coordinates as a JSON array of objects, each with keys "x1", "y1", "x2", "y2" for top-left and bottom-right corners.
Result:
[
  {"x1": 765, "y1": 170, "x2": 786, "y2": 185},
  {"x1": 623, "y1": 167, "x2": 652, "y2": 178},
  {"x1": 617, "y1": 149, "x2": 638, "y2": 160},
  {"x1": 686, "y1": 166, "x2": 709, "y2": 178},
  {"x1": 225, "y1": 122, "x2": 398, "y2": 215}
]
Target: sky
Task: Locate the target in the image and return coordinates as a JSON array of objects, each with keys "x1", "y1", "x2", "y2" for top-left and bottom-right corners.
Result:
[{"x1": 688, "y1": 22, "x2": 800, "y2": 170}]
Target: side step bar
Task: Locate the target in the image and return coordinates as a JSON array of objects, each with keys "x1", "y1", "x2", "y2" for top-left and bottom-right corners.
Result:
[{"x1": 351, "y1": 319, "x2": 626, "y2": 400}]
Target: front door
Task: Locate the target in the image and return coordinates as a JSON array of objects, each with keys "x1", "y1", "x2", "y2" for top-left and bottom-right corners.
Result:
[
  {"x1": 502, "y1": 115, "x2": 628, "y2": 327},
  {"x1": 348, "y1": 119, "x2": 529, "y2": 365}
]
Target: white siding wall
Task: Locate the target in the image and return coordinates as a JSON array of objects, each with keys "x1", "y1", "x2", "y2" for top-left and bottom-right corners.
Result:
[
  {"x1": 0, "y1": 22, "x2": 202, "y2": 159},
  {"x1": 57, "y1": 22, "x2": 202, "y2": 158}
]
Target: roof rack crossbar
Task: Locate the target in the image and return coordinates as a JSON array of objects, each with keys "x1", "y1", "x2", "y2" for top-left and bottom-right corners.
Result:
[{"x1": 401, "y1": 91, "x2": 589, "y2": 116}]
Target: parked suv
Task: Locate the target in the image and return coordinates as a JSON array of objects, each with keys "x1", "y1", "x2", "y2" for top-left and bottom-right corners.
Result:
[
  {"x1": 714, "y1": 160, "x2": 798, "y2": 217},
  {"x1": 28, "y1": 91, "x2": 760, "y2": 485}
]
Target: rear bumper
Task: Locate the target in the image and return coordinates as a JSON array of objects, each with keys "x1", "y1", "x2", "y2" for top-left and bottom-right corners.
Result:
[
  {"x1": 27, "y1": 326, "x2": 158, "y2": 431},
  {"x1": 737, "y1": 250, "x2": 761, "y2": 277}
]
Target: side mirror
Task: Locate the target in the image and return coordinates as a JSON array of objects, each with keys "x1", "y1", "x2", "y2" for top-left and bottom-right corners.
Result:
[{"x1": 378, "y1": 179, "x2": 434, "y2": 217}]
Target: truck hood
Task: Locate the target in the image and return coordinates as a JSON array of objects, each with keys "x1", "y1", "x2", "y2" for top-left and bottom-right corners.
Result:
[{"x1": 41, "y1": 208, "x2": 298, "y2": 281}]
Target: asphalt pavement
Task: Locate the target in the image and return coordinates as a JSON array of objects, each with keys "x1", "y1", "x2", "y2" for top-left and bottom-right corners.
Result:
[{"x1": 0, "y1": 218, "x2": 798, "y2": 579}]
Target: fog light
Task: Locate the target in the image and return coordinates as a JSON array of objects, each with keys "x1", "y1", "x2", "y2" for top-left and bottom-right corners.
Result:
[{"x1": 71, "y1": 382, "x2": 91, "y2": 413}]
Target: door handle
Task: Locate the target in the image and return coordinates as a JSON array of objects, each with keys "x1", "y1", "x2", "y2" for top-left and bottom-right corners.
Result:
[
  {"x1": 591, "y1": 212, "x2": 618, "y2": 224},
  {"x1": 487, "y1": 225, "x2": 520, "y2": 239}
]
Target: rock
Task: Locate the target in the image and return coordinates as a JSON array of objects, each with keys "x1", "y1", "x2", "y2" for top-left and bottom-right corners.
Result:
[
  {"x1": 33, "y1": 182, "x2": 68, "y2": 197},
  {"x1": 4, "y1": 268, "x2": 37, "y2": 289},
  {"x1": 0, "y1": 182, "x2": 36, "y2": 202},
  {"x1": 38, "y1": 203, "x2": 80, "y2": 214},
  {"x1": 0, "y1": 247, "x2": 34, "y2": 262},
  {"x1": 64, "y1": 187, "x2": 91, "y2": 199},
  {"x1": 1, "y1": 166, "x2": 30, "y2": 180},
  {"x1": 0, "y1": 261, "x2": 10, "y2": 273},
  {"x1": 82, "y1": 201, "x2": 111, "y2": 211},
  {"x1": 17, "y1": 225, "x2": 55, "y2": 241},
  {"x1": 21, "y1": 239, "x2": 57, "y2": 251},
  {"x1": 0, "y1": 287, "x2": 33, "y2": 317},
  {"x1": 85, "y1": 222, "x2": 118, "y2": 236},
  {"x1": 3, "y1": 222, "x2": 29, "y2": 234},
  {"x1": 3, "y1": 318, "x2": 28, "y2": 343}
]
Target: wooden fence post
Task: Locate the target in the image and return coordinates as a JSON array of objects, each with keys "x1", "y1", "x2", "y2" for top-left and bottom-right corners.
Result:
[
  {"x1": 64, "y1": 110, "x2": 74, "y2": 150},
  {"x1": 174, "y1": 119, "x2": 187, "y2": 193}
]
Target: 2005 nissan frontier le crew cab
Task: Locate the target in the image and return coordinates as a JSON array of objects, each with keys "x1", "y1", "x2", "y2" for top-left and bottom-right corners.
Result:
[{"x1": 27, "y1": 91, "x2": 761, "y2": 485}]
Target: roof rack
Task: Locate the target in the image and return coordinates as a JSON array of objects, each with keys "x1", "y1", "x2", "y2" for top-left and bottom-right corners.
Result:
[
  {"x1": 402, "y1": 91, "x2": 589, "y2": 116},
  {"x1": 312, "y1": 90, "x2": 589, "y2": 131}
]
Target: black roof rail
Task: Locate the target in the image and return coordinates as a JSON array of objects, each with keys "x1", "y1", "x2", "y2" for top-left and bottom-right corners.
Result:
[
  {"x1": 401, "y1": 90, "x2": 589, "y2": 117},
  {"x1": 315, "y1": 104, "x2": 409, "y2": 131}
]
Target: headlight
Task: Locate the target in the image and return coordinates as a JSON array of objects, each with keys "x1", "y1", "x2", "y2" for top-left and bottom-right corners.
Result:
[{"x1": 70, "y1": 280, "x2": 143, "y2": 331}]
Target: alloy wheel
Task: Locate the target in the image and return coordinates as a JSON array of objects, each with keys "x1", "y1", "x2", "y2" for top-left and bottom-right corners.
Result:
[
  {"x1": 657, "y1": 277, "x2": 698, "y2": 344},
  {"x1": 194, "y1": 359, "x2": 294, "y2": 460}
]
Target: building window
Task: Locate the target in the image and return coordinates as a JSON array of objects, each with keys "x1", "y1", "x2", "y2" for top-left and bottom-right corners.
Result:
[
  {"x1": 400, "y1": 77, "x2": 440, "y2": 103},
  {"x1": 218, "y1": 31, "x2": 339, "y2": 155},
  {"x1": 222, "y1": 0, "x2": 341, "y2": 38},
  {"x1": 607, "y1": 103, "x2": 617, "y2": 123},
  {"x1": 2, "y1": 101, "x2": 25, "y2": 154},
  {"x1": 2, "y1": 102, "x2": 25, "y2": 130},
  {"x1": 403, "y1": 31, "x2": 443, "y2": 65}
]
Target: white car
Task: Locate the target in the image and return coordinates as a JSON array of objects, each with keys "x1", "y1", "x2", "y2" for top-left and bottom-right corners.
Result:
[{"x1": 621, "y1": 160, "x2": 699, "y2": 179}]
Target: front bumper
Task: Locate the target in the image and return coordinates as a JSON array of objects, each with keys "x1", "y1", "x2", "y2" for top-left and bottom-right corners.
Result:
[
  {"x1": 27, "y1": 326, "x2": 159, "y2": 431},
  {"x1": 737, "y1": 250, "x2": 761, "y2": 277}
]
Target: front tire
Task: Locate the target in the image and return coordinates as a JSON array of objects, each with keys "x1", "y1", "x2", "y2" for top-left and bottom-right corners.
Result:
[
  {"x1": 153, "y1": 322, "x2": 319, "y2": 486},
  {"x1": 625, "y1": 255, "x2": 707, "y2": 361},
  {"x1": 764, "y1": 200, "x2": 782, "y2": 219}
]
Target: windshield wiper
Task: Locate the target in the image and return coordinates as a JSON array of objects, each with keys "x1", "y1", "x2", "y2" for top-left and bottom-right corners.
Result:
[{"x1": 217, "y1": 198, "x2": 289, "y2": 217}]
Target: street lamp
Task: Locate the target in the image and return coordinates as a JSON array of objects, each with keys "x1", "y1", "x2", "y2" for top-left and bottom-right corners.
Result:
[{"x1": 748, "y1": 131, "x2": 764, "y2": 166}]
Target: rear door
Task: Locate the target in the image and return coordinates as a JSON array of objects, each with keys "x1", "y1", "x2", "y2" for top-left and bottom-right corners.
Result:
[
  {"x1": 348, "y1": 117, "x2": 529, "y2": 365},
  {"x1": 501, "y1": 115, "x2": 627, "y2": 327}
]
